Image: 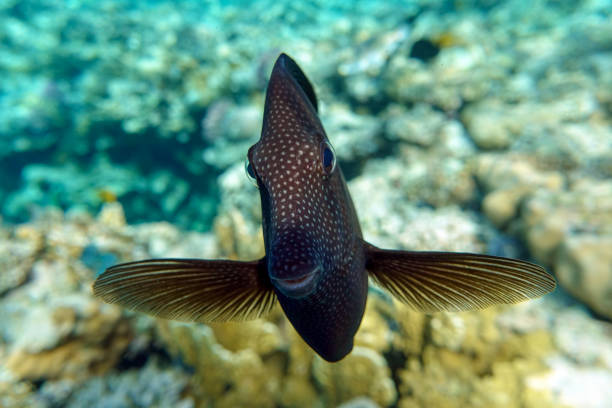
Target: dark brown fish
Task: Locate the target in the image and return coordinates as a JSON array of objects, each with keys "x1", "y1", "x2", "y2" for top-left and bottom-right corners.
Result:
[{"x1": 93, "y1": 53, "x2": 556, "y2": 362}]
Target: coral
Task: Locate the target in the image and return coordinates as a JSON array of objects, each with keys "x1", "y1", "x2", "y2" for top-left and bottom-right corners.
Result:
[
  {"x1": 337, "y1": 397, "x2": 382, "y2": 408},
  {"x1": 555, "y1": 234, "x2": 612, "y2": 320},
  {"x1": 520, "y1": 178, "x2": 612, "y2": 301},
  {"x1": 473, "y1": 149, "x2": 612, "y2": 319},
  {"x1": 529, "y1": 303, "x2": 612, "y2": 408},
  {"x1": 349, "y1": 165, "x2": 482, "y2": 251},
  {"x1": 0, "y1": 205, "x2": 128, "y2": 384},
  {"x1": 213, "y1": 163, "x2": 264, "y2": 259},
  {"x1": 0, "y1": 223, "x2": 42, "y2": 295},
  {"x1": 1, "y1": 202, "x2": 611, "y2": 407},
  {"x1": 313, "y1": 346, "x2": 397, "y2": 406},
  {"x1": 155, "y1": 299, "x2": 389, "y2": 407},
  {"x1": 155, "y1": 319, "x2": 287, "y2": 408},
  {"x1": 385, "y1": 103, "x2": 447, "y2": 147},
  {"x1": 0, "y1": 371, "x2": 41, "y2": 408},
  {"x1": 472, "y1": 152, "x2": 612, "y2": 320},
  {"x1": 202, "y1": 100, "x2": 262, "y2": 170},
  {"x1": 321, "y1": 103, "x2": 383, "y2": 162},
  {"x1": 61, "y1": 357, "x2": 194, "y2": 408},
  {"x1": 338, "y1": 25, "x2": 410, "y2": 77},
  {"x1": 0, "y1": 204, "x2": 218, "y2": 402},
  {"x1": 475, "y1": 154, "x2": 564, "y2": 227},
  {"x1": 4, "y1": 285, "x2": 132, "y2": 381},
  {"x1": 461, "y1": 92, "x2": 601, "y2": 151},
  {"x1": 395, "y1": 304, "x2": 558, "y2": 408},
  {"x1": 529, "y1": 357, "x2": 612, "y2": 408}
]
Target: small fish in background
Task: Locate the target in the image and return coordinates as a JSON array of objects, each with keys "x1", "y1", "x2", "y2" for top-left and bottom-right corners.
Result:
[
  {"x1": 93, "y1": 53, "x2": 556, "y2": 362},
  {"x1": 97, "y1": 188, "x2": 118, "y2": 203}
]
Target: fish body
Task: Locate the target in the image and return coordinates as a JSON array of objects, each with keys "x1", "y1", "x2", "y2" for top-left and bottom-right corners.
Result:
[
  {"x1": 248, "y1": 55, "x2": 367, "y2": 359},
  {"x1": 93, "y1": 53, "x2": 556, "y2": 362}
]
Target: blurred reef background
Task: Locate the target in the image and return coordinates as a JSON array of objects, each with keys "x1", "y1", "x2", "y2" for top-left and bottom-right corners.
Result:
[{"x1": 1, "y1": 0, "x2": 612, "y2": 407}]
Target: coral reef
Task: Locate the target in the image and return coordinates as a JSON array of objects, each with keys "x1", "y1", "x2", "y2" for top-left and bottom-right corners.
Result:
[
  {"x1": 0, "y1": 222, "x2": 42, "y2": 295},
  {"x1": 0, "y1": 207, "x2": 134, "y2": 384},
  {"x1": 1, "y1": 204, "x2": 610, "y2": 407},
  {"x1": 522, "y1": 179, "x2": 612, "y2": 319},
  {"x1": 61, "y1": 357, "x2": 195, "y2": 408}
]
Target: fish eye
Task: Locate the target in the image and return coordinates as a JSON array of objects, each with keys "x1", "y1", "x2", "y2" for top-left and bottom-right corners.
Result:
[
  {"x1": 245, "y1": 159, "x2": 257, "y2": 183},
  {"x1": 320, "y1": 142, "x2": 336, "y2": 175}
]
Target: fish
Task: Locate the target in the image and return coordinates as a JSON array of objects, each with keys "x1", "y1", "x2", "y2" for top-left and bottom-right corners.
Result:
[{"x1": 93, "y1": 53, "x2": 556, "y2": 362}]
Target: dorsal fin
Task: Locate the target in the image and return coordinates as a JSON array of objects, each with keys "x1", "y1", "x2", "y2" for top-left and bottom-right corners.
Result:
[{"x1": 279, "y1": 53, "x2": 318, "y2": 112}]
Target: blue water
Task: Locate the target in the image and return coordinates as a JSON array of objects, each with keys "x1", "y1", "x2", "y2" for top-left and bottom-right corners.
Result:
[{"x1": 2, "y1": 0, "x2": 610, "y2": 230}]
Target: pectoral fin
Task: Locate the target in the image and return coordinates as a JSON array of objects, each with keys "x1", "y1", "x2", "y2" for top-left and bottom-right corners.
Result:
[
  {"x1": 93, "y1": 258, "x2": 276, "y2": 322},
  {"x1": 364, "y1": 242, "x2": 555, "y2": 313}
]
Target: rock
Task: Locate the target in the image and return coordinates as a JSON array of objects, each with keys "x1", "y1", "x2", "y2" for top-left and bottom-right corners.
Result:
[
  {"x1": 97, "y1": 202, "x2": 126, "y2": 229},
  {"x1": 337, "y1": 397, "x2": 381, "y2": 408},
  {"x1": 57, "y1": 357, "x2": 194, "y2": 408},
  {"x1": 475, "y1": 154, "x2": 564, "y2": 227},
  {"x1": 0, "y1": 224, "x2": 42, "y2": 295},
  {"x1": 349, "y1": 163, "x2": 483, "y2": 251},
  {"x1": 521, "y1": 178, "x2": 612, "y2": 264},
  {"x1": 462, "y1": 101, "x2": 515, "y2": 149},
  {"x1": 462, "y1": 92, "x2": 600, "y2": 150},
  {"x1": 527, "y1": 301, "x2": 612, "y2": 408},
  {"x1": 528, "y1": 357, "x2": 612, "y2": 408},
  {"x1": 385, "y1": 103, "x2": 446, "y2": 147},
  {"x1": 201, "y1": 101, "x2": 262, "y2": 170},
  {"x1": 322, "y1": 103, "x2": 383, "y2": 162},
  {"x1": 351, "y1": 152, "x2": 476, "y2": 221},
  {"x1": 213, "y1": 163, "x2": 264, "y2": 259},
  {"x1": 338, "y1": 25, "x2": 410, "y2": 77},
  {"x1": 482, "y1": 189, "x2": 524, "y2": 228},
  {"x1": 552, "y1": 307, "x2": 612, "y2": 369},
  {"x1": 345, "y1": 73, "x2": 379, "y2": 103},
  {"x1": 555, "y1": 234, "x2": 612, "y2": 319},
  {"x1": 5, "y1": 298, "x2": 132, "y2": 381},
  {"x1": 0, "y1": 372, "x2": 40, "y2": 408}
]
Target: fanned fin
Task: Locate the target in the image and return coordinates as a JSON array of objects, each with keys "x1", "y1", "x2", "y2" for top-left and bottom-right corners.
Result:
[
  {"x1": 365, "y1": 242, "x2": 556, "y2": 313},
  {"x1": 93, "y1": 258, "x2": 276, "y2": 322}
]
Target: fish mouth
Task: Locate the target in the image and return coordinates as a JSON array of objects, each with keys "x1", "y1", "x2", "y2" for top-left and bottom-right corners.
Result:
[{"x1": 271, "y1": 267, "x2": 319, "y2": 299}]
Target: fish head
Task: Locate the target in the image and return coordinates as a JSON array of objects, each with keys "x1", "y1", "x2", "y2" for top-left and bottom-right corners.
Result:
[{"x1": 246, "y1": 53, "x2": 346, "y2": 299}]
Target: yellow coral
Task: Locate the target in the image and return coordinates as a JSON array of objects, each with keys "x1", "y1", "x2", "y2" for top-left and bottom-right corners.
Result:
[{"x1": 313, "y1": 346, "x2": 397, "y2": 407}]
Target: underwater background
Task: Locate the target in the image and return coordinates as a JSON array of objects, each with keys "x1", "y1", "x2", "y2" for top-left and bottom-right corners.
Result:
[{"x1": 1, "y1": 0, "x2": 611, "y2": 407}]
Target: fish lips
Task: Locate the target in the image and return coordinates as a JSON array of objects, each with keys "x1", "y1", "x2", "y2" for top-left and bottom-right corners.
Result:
[{"x1": 270, "y1": 265, "x2": 320, "y2": 299}]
